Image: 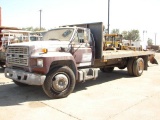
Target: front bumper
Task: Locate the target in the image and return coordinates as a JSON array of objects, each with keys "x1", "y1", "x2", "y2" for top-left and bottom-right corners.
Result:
[{"x1": 5, "y1": 68, "x2": 46, "y2": 85}]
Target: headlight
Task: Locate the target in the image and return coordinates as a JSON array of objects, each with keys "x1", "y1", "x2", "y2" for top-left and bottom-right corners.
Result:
[{"x1": 37, "y1": 59, "x2": 43, "y2": 67}]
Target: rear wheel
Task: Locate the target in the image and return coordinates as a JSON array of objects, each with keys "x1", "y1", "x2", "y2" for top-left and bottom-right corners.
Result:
[
  {"x1": 42, "y1": 66, "x2": 76, "y2": 99},
  {"x1": 127, "y1": 58, "x2": 135, "y2": 76},
  {"x1": 133, "y1": 58, "x2": 144, "y2": 77}
]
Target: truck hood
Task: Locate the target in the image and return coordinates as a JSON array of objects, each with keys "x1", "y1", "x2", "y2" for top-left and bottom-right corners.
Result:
[{"x1": 9, "y1": 40, "x2": 70, "y2": 52}]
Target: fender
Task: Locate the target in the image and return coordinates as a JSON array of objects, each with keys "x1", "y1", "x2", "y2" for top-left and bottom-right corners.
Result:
[{"x1": 30, "y1": 52, "x2": 78, "y2": 79}]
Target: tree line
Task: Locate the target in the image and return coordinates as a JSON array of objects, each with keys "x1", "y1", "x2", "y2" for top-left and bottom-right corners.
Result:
[{"x1": 22, "y1": 27, "x2": 46, "y2": 31}]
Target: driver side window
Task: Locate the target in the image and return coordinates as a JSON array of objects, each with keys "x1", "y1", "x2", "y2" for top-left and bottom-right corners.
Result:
[
  {"x1": 74, "y1": 29, "x2": 85, "y2": 44},
  {"x1": 77, "y1": 29, "x2": 84, "y2": 43}
]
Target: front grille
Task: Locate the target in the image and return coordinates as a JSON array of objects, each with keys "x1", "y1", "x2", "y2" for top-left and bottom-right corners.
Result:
[{"x1": 7, "y1": 46, "x2": 29, "y2": 66}]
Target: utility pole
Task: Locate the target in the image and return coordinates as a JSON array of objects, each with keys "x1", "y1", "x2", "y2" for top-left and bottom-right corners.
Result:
[
  {"x1": 39, "y1": 9, "x2": 42, "y2": 30},
  {"x1": 108, "y1": 0, "x2": 110, "y2": 34}
]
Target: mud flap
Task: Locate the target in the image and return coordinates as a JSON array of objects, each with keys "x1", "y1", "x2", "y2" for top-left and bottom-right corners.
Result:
[{"x1": 149, "y1": 55, "x2": 158, "y2": 64}]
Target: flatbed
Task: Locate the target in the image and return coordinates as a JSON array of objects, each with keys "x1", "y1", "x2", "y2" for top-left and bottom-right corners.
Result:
[{"x1": 102, "y1": 50, "x2": 154, "y2": 60}]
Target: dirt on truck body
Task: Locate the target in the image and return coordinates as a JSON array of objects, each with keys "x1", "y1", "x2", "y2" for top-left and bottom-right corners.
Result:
[{"x1": 4, "y1": 22, "x2": 158, "y2": 99}]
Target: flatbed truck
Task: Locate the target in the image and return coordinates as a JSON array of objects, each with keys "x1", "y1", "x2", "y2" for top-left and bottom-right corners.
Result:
[{"x1": 4, "y1": 22, "x2": 158, "y2": 98}]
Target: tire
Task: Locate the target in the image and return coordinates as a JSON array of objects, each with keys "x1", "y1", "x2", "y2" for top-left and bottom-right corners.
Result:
[
  {"x1": 133, "y1": 58, "x2": 144, "y2": 77},
  {"x1": 127, "y1": 58, "x2": 135, "y2": 76},
  {"x1": 13, "y1": 80, "x2": 29, "y2": 86},
  {"x1": 100, "y1": 67, "x2": 114, "y2": 73},
  {"x1": 42, "y1": 66, "x2": 76, "y2": 99}
]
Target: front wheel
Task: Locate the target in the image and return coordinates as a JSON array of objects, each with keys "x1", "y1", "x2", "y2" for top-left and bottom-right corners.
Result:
[{"x1": 42, "y1": 66, "x2": 76, "y2": 99}]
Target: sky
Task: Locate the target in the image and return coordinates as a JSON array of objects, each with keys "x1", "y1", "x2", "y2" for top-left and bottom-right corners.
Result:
[{"x1": 0, "y1": 0, "x2": 160, "y2": 45}]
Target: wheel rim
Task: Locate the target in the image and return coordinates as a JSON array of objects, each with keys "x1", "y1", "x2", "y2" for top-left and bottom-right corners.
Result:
[
  {"x1": 52, "y1": 73, "x2": 69, "y2": 92},
  {"x1": 138, "y1": 60, "x2": 144, "y2": 73}
]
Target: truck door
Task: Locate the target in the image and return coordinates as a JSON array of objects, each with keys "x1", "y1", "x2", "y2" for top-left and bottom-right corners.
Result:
[{"x1": 72, "y1": 28, "x2": 93, "y2": 67}]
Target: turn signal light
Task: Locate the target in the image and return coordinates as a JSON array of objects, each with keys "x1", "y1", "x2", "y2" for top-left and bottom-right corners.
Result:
[{"x1": 42, "y1": 48, "x2": 48, "y2": 53}]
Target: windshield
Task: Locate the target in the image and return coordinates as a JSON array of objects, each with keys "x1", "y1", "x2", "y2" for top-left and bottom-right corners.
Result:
[{"x1": 43, "y1": 28, "x2": 74, "y2": 41}]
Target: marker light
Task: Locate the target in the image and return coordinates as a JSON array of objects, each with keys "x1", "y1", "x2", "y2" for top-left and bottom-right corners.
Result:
[{"x1": 42, "y1": 48, "x2": 48, "y2": 53}]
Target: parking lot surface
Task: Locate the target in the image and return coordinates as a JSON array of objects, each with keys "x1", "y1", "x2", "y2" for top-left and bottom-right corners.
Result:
[{"x1": 0, "y1": 53, "x2": 160, "y2": 120}]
